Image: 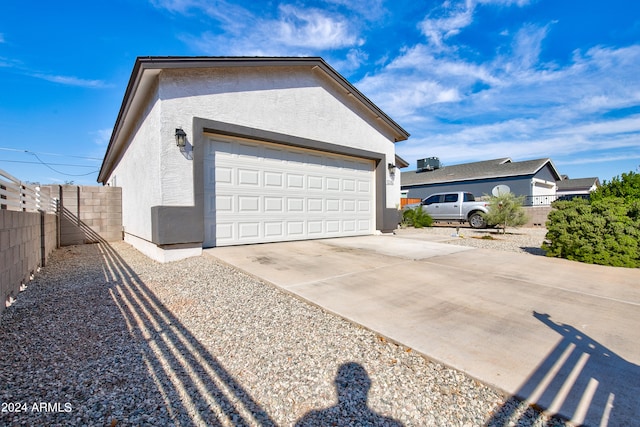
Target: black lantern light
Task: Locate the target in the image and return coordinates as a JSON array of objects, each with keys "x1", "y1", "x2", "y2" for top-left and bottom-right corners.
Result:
[{"x1": 175, "y1": 128, "x2": 187, "y2": 148}]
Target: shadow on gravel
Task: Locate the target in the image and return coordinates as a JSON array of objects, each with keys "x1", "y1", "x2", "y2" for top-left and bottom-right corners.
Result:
[
  {"x1": 97, "y1": 239, "x2": 277, "y2": 426},
  {"x1": 486, "y1": 312, "x2": 640, "y2": 427},
  {"x1": 43, "y1": 209, "x2": 276, "y2": 426},
  {"x1": 519, "y1": 247, "x2": 547, "y2": 256},
  {"x1": 295, "y1": 362, "x2": 403, "y2": 427}
]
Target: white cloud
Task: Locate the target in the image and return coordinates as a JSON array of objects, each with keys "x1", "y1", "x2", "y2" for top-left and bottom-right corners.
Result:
[
  {"x1": 162, "y1": 1, "x2": 364, "y2": 56},
  {"x1": 509, "y1": 23, "x2": 550, "y2": 71},
  {"x1": 30, "y1": 73, "x2": 108, "y2": 88},
  {"x1": 274, "y1": 5, "x2": 364, "y2": 49},
  {"x1": 91, "y1": 128, "x2": 112, "y2": 145},
  {"x1": 329, "y1": 49, "x2": 369, "y2": 73},
  {"x1": 376, "y1": 28, "x2": 640, "y2": 172},
  {"x1": 419, "y1": 3, "x2": 474, "y2": 50},
  {"x1": 0, "y1": 33, "x2": 5, "y2": 43},
  {"x1": 556, "y1": 153, "x2": 640, "y2": 166}
]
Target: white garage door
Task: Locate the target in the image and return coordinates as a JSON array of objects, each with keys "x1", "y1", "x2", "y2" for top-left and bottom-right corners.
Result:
[{"x1": 203, "y1": 136, "x2": 375, "y2": 247}]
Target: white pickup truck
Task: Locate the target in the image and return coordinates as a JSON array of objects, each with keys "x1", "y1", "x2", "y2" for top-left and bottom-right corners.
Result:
[{"x1": 407, "y1": 192, "x2": 490, "y2": 228}]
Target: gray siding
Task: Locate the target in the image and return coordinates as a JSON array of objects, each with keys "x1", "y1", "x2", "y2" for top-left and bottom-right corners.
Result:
[
  {"x1": 403, "y1": 175, "x2": 534, "y2": 200},
  {"x1": 533, "y1": 164, "x2": 557, "y2": 182}
]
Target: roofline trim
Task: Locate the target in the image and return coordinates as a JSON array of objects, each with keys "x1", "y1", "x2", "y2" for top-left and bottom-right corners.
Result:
[{"x1": 98, "y1": 56, "x2": 410, "y2": 183}]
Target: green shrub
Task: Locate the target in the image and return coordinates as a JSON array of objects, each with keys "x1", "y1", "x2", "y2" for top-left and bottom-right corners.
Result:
[
  {"x1": 543, "y1": 187, "x2": 640, "y2": 268},
  {"x1": 402, "y1": 206, "x2": 433, "y2": 228},
  {"x1": 590, "y1": 171, "x2": 640, "y2": 203},
  {"x1": 482, "y1": 192, "x2": 529, "y2": 233}
]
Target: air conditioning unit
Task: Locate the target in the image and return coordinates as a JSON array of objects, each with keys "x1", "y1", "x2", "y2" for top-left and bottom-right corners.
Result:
[{"x1": 417, "y1": 157, "x2": 441, "y2": 171}]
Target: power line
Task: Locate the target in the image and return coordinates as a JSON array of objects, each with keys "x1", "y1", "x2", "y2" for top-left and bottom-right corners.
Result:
[
  {"x1": 0, "y1": 147, "x2": 103, "y2": 161},
  {"x1": 0, "y1": 159, "x2": 97, "y2": 168},
  {"x1": 28, "y1": 152, "x2": 100, "y2": 176}
]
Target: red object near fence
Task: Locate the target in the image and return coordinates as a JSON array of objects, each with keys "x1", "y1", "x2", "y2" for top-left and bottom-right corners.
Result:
[{"x1": 400, "y1": 198, "x2": 422, "y2": 208}]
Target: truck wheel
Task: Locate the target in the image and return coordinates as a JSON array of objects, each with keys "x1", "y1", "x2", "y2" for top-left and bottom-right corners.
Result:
[{"x1": 469, "y1": 212, "x2": 487, "y2": 229}]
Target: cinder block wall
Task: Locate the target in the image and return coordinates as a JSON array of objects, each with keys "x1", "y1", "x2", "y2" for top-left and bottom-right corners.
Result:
[
  {"x1": 1, "y1": 185, "x2": 121, "y2": 314},
  {"x1": 50, "y1": 185, "x2": 122, "y2": 246},
  {"x1": 522, "y1": 206, "x2": 552, "y2": 227},
  {"x1": 0, "y1": 210, "x2": 56, "y2": 314}
]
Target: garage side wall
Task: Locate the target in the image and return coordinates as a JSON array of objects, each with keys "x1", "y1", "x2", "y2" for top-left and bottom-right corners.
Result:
[
  {"x1": 157, "y1": 66, "x2": 400, "y2": 213},
  {"x1": 108, "y1": 88, "x2": 163, "y2": 245}
]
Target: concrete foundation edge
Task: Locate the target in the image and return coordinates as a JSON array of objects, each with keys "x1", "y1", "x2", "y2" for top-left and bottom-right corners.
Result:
[{"x1": 124, "y1": 233, "x2": 202, "y2": 263}]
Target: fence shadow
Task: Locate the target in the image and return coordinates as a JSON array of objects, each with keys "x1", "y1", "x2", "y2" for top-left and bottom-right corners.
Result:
[
  {"x1": 295, "y1": 362, "x2": 403, "y2": 427},
  {"x1": 63, "y1": 214, "x2": 276, "y2": 425},
  {"x1": 486, "y1": 312, "x2": 640, "y2": 426}
]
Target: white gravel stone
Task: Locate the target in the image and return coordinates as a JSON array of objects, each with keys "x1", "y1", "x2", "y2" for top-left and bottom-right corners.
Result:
[{"x1": 0, "y1": 235, "x2": 568, "y2": 426}]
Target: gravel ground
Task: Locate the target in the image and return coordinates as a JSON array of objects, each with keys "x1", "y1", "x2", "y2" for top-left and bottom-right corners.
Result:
[
  {"x1": 395, "y1": 225, "x2": 549, "y2": 256},
  {"x1": 0, "y1": 235, "x2": 568, "y2": 427}
]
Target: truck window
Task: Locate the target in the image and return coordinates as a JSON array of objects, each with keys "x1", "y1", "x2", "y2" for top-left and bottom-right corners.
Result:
[
  {"x1": 463, "y1": 193, "x2": 476, "y2": 202},
  {"x1": 443, "y1": 194, "x2": 458, "y2": 203},
  {"x1": 423, "y1": 195, "x2": 441, "y2": 205}
]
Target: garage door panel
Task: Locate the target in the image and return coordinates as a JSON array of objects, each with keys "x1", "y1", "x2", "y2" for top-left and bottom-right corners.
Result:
[
  {"x1": 287, "y1": 198, "x2": 304, "y2": 212},
  {"x1": 343, "y1": 179, "x2": 356, "y2": 192},
  {"x1": 264, "y1": 222, "x2": 284, "y2": 237},
  {"x1": 238, "y1": 169, "x2": 259, "y2": 186},
  {"x1": 264, "y1": 197, "x2": 284, "y2": 212},
  {"x1": 359, "y1": 220, "x2": 372, "y2": 231},
  {"x1": 238, "y1": 196, "x2": 260, "y2": 212},
  {"x1": 287, "y1": 174, "x2": 304, "y2": 189},
  {"x1": 216, "y1": 195, "x2": 233, "y2": 212},
  {"x1": 215, "y1": 167, "x2": 232, "y2": 184},
  {"x1": 358, "y1": 180, "x2": 371, "y2": 193},
  {"x1": 358, "y1": 200, "x2": 371, "y2": 212},
  {"x1": 216, "y1": 223, "x2": 233, "y2": 240},
  {"x1": 308, "y1": 175, "x2": 323, "y2": 190},
  {"x1": 307, "y1": 198, "x2": 323, "y2": 212},
  {"x1": 343, "y1": 200, "x2": 356, "y2": 211},
  {"x1": 327, "y1": 220, "x2": 340, "y2": 233},
  {"x1": 264, "y1": 171, "x2": 283, "y2": 187},
  {"x1": 204, "y1": 137, "x2": 375, "y2": 247},
  {"x1": 343, "y1": 220, "x2": 356, "y2": 232},
  {"x1": 287, "y1": 221, "x2": 304, "y2": 236},
  {"x1": 326, "y1": 177, "x2": 340, "y2": 191},
  {"x1": 308, "y1": 221, "x2": 323, "y2": 234},
  {"x1": 239, "y1": 222, "x2": 260, "y2": 239}
]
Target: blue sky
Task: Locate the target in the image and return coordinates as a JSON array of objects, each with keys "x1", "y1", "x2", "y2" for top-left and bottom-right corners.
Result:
[{"x1": 1, "y1": 0, "x2": 639, "y2": 185}]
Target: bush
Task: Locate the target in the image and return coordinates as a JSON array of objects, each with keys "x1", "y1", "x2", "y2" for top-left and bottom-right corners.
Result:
[
  {"x1": 402, "y1": 206, "x2": 433, "y2": 228},
  {"x1": 543, "y1": 174, "x2": 640, "y2": 267},
  {"x1": 590, "y1": 171, "x2": 640, "y2": 203},
  {"x1": 482, "y1": 192, "x2": 529, "y2": 233}
]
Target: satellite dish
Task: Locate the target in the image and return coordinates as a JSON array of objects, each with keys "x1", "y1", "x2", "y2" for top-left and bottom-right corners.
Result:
[{"x1": 492, "y1": 184, "x2": 511, "y2": 196}]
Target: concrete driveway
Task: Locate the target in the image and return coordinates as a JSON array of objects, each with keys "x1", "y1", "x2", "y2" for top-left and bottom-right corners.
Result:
[{"x1": 206, "y1": 233, "x2": 640, "y2": 426}]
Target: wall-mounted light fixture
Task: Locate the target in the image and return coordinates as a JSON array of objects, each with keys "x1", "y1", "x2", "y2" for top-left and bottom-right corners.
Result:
[
  {"x1": 175, "y1": 128, "x2": 187, "y2": 148},
  {"x1": 388, "y1": 163, "x2": 397, "y2": 173}
]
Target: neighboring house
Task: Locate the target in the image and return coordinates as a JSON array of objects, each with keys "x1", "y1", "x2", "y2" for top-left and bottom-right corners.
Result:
[
  {"x1": 556, "y1": 177, "x2": 600, "y2": 198},
  {"x1": 401, "y1": 157, "x2": 562, "y2": 205},
  {"x1": 98, "y1": 56, "x2": 409, "y2": 262}
]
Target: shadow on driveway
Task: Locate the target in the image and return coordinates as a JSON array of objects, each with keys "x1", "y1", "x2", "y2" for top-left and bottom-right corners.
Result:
[{"x1": 487, "y1": 312, "x2": 640, "y2": 427}]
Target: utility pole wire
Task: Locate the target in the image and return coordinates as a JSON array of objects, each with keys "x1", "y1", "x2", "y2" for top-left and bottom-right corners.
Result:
[
  {"x1": 0, "y1": 159, "x2": 97, "y2": 168},
  {"x1": 28, "y1": 152, "x2": 99, "y2": 176},
  {"x1": 0, "y1": 147, "x2": 103, "y2": 161}
]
